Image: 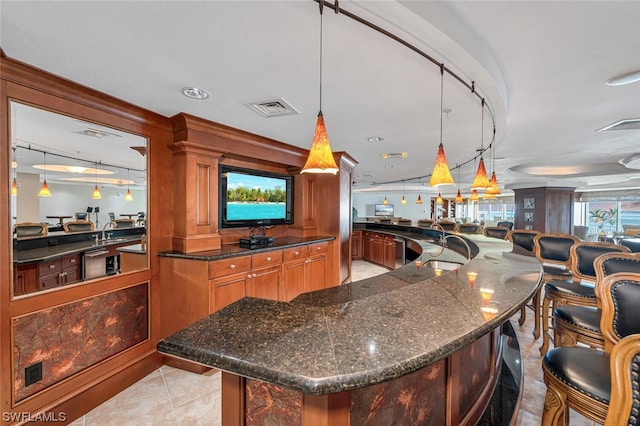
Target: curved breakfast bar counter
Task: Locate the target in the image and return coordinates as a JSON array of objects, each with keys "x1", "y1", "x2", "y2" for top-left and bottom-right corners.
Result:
[{"x1": 157, "y1": 225, "x2": 543, "y2": 425}]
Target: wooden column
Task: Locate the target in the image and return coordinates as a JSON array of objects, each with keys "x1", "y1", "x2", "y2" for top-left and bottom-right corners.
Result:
[
  {"x1": 514, "y1": 187, "x2": 576, "y2": 234},
  {"x1": 170, "y1": 141, "x2": 223, "y2": 252}
]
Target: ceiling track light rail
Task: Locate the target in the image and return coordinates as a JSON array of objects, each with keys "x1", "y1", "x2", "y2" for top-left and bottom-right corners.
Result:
[
  {"x1": 15, "y1": 144, "x2": 145, "y2": 173},
  {"x1": 311, "y1": 0, "x2": 496, "y2": 186}
]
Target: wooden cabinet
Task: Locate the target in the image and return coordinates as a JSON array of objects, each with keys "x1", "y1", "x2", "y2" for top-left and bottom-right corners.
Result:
[
  {"x1": 31, "y1": 254, "x2": 81, "y2": 291},
  {"x1": 208, "y1": 250, "x2": 285, "y2": 312},
  {"x1": 281, "y1": 242, "x2": 328, "y2": 301},
  {"x1": 352, "y1": 230, "x2": 363, "y2": 259},
  {"x1": 362, "y1": 231, "x2": 400, "y2": 270},
  {"x1": 14, "y1": 264, "x2": 37, "y2": 296},
  {"x1": 383, "y1": 236, "x2": 397, "y2": 269}
]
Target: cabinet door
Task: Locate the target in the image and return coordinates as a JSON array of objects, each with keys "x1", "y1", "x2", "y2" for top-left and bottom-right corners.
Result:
[
  {"x1": 247, "y1": 266, "x2": 280, "y2": 301},
  {"x1": 363, "y1": 232, "x2": 373, "y2": 261},
  {"x1": 383, "y1": 238, "x2": 396, "y2": 269},
  {"x1": 62, "y1": 267, "x2": 81, "y2": 285},
  {"x1": 352, "y1": 231, "x2": 362, "y2": 259},
  {"x1": 39, "y1": 273, "x2": 61, "y2": 290},
  {"x1": 14, "y1": 264, "x2": 37, "y2": 296},
  {"x1": 210, "y1": 272, "x2": 248, "y2": 312},
  {"x1": 281, "y1": 259, "x2": 306, "y2": 302},
  {"x1": 371, "y1": 238, "x2": 384, "y2": 265},
  {"x1": 305, "y1": 255, "x2": 327, "y2": 293}
]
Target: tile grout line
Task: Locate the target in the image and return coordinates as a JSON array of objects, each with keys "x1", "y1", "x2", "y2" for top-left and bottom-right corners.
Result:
[{"x1": 159, "y1": 366, "x2": 180, "y2": 425}]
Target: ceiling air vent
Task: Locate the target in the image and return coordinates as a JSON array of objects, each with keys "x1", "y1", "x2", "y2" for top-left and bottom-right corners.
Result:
[
  {"x1": 74, "y1": 128, "x2": 122, "y2": 138},
  {"x1": 244, "y1": 98, "x2": 299, "y2": 118},
  {"x1": 596, "y1": 118, "x2": 640, "y2": 132},
  {"x1": 382, "y1": 152, "x2": 408, "y2": 159}
]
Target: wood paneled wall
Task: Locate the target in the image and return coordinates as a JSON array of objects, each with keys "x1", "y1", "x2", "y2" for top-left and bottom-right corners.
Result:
[
  {"x1": 513, "y1": 187, "x2": 576, "y2": 234},
  {"x1": 1, "y1": 53, "x2": 354, "y2": 422}
]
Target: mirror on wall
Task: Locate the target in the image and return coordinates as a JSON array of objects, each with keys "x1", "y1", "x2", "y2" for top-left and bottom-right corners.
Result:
[{"x1": 10, "y1": 102, "x2": 148, "y2": 298}]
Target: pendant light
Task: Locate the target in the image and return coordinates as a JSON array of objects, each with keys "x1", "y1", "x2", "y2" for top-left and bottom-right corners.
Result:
[
  {"x1": 11, "y1": 147, "x2": 18, "y2": 196},
  {"x1": 454, "y1": 164, "x2": 463, "y2": 203},
  {"x1": 92, "y1": 162, "x2": 102, "y2": 199},
  {"x1": 470, "y1": 189, "x2": 479, "y2": 201},
  {"x1": 429, "y1": 64, "x2": 455, "y2": 187},
  {"x1": 382, "y1": 182, "x2": 389, "y2": 205},
  {"x1": 124, "y1": 168, "x2": 134, "y2": 201},
  {"x1": 301, "y1": 0, "x2": 339, "y2": 175},
  {"x1": 37, "y1": 151, "x2": 52, "y2": 197},
  {"x1": 401, "y1": 181, "x2": 407, "y2": 204},
  {"x1": 471, "y1": 99, "x2": 491, "y2": 190},
  {"x1": 485, "y1": 127, "x2": 501, "y2": 196},
  {"x1": 436, "y1": 192, "x2": 443, "y2": 204}
]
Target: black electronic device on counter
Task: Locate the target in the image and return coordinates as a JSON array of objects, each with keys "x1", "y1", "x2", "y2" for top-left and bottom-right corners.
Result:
[{"x1": 239, "y1": 235, "x2": 274, "y2": 250}]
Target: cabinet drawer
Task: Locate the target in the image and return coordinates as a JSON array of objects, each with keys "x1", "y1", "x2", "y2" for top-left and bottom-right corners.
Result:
[
  {"x1": 209, "y1": 256, "x2": 251, "y2": 279},
  {"x1": 38, "y1": 259, "x2": 61, "y2": 276},
  {"x1": 251, "y1": 250, "x2": 283, "y2": 269},
  {"x1": 283, "y1": 246, "x2": 309, "y2": 262},
  {"x1": 61, "y1": 254, "x2": 80, "y2": 270},
  {"x1": 308, "y1": 242, "x2": 328, "y2": 256}
]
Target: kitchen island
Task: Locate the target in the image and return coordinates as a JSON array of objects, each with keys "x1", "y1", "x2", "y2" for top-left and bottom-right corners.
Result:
[{"x1": 157, "y1": 227, "x2": 542, "y2": 425}]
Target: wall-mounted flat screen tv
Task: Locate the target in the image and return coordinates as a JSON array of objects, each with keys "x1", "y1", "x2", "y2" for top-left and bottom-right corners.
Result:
[
  {"x1": 375, "y1": 204, "x2": 394, "y2": 217},
  {"x1": 219, "y1": 165, "x2": 294, "y2": 228}
]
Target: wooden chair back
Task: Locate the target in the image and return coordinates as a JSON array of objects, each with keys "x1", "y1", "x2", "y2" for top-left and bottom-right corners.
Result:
[
  {"x1": 507, "y1": 229, "x2": 540, "y2": 252},
  {"x1": 15, "y1": 222, "x2": 48, "y2": 239},
  {"x1": 483, "y1": 226, "x2": 510, "y2": 240},
  {"x1": 63, "y1": 220, "x2": 95, "y2": 232},
  {"x1": 533, "y1": 233, "x2": 579, "y2": 269},
  {"x1": 598, "y1": 272, "x2": 640, "y2": 353},
  {"x1": 569, "y1": 241, "x2": 629, "y2": 283},
  {"x1": 455, "y1": 223, "x2": 481, "y2": 234}
]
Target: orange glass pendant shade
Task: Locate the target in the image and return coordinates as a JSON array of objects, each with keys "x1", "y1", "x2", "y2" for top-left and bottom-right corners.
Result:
[
  {"x1": 383, "y1": 196, "x2": 388, "y2": 205},
  {"x1": 485, "y1": 171, "x2": 501, "y2": 195},
  {"x1": 11, "y1": 178, "x2": 18, "y2": 196},
  {"x1": 436, "y1": 192, "x2": 443, "y2": 204},
  {"x1": 470, "y1": 189, "x2": 479, "y2": 201},
  {"x1": 125, "y1": 188, "x2": 134, "y2": 201},
  {"x1": 92, "y1": 185, "x2": 102, "y2": 199},
  {"x1": 416, "y1": 194, "x2": 423, "y2": 204},
  {"x1": 455, "y1": 190, "x2": 463, "y2": 203},
  {"x1": 429, "y1": 143, "x2": 455, "y2": 187},
  {"x1": 37, "y1": 180, "x2": 51, "y2": 197},
  {"x1": 471, "y1": 157, "x2": 491, "y2": 189},
  {"x1": 301, "y1": 112, "x2": 339, "y2": 174}
]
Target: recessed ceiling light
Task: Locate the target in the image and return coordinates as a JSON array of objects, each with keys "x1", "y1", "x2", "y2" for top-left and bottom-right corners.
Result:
[
  {"x1": 181, "y1": 87, "x2": 211, "y2": 100},
  {"x1": 368, "y1": 136, "x2": 384, "y2": 142},
  {"x1": 605, "y1": 70, "x2": 640, "y2": 86}
]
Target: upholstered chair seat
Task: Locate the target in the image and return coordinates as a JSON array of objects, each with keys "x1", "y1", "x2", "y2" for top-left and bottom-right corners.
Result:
[
  {"x1": 554, "y1": 253, "x2": 640, "y2": 351},
  {"x1": 540, "y1": 242, "x2": 629, "y2": 355},
  {"x1": 542, "y1": 273, "x2": 640, "y2": 424}
]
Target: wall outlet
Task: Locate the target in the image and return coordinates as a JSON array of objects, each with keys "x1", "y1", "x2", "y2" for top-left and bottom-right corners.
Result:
[{"x1": 25, "y1": 362, "x2": 42, "y2": 386}]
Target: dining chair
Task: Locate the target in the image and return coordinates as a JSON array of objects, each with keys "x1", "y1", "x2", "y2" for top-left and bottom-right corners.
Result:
[
  {"x1": 553, "y1": 252, "x2": 640, "y2": 351},
  {"x1": 506, "y1": 229, "x2": 541, "y2": 327},
  {"x1": 436, "y1": 221, "x2": 456, "y2": 231},
  {"x1": 539, "y1": 241, "x2": 630, "y2": 355},
  {"x1": 541, "y1": 272, "x2": 640, "y2": 425}
]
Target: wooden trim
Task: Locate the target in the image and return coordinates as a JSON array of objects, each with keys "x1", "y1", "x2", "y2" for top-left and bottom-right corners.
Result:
[
  {"x1": 604, "y1": 334, "x2": 640, "y2": 426},
  {"x1": 221, "y1": 372, "x2": 245, "y2": 426},
  {"x1": 599, "y1": 272, "x2": 640, "y2": 353}
]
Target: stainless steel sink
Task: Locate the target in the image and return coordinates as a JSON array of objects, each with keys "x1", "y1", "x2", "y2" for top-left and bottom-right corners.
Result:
[{"x1": 423, "y1": 260, "x2": 462, "y2": 271}]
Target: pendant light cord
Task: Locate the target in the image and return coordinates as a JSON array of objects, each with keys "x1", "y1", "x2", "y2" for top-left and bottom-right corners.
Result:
[
  {"x1": 319, "y1": 1, "x2": 324, "y2": 113},
  {"x1": 439, "y1": 64, "x2": 444, "y2": 146}
]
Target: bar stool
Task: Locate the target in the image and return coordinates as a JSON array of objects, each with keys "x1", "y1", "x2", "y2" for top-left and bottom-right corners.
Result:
[
  {"x1": 455, "y1": 223, "x2": 481, "y2": 234},
  {"x1": 541, "y1": 272, "x2": 640, "y2": 425},
  {"x1": 527, "y1": 233, "x2": 579, "y2": 339},
  {"x1": 539, "y1": 241, "x2": 630, "y2": 355},
  {"x1": 483, "y1": 226, "x2": 510, "y2": 240},
  {"x1": 554, "y1": 252, "x2": 640, "y2": 351},
  {"x1": 416, "y1": 219, "x2": 434, "y2": 228},
  {"x1": 437, "y1": 221, "x2": 456, "y2": 231},
  {"x1": 497, "y1": 220, "x2": 513, "y2": 230},
  {"x1": 507, "y1": 229, "x2": 541, "y2": 326}
]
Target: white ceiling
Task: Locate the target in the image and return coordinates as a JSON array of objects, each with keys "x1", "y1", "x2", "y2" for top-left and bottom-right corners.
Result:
[{"x1": 2, "y1": 0, "x2": 639, "y2": 197}]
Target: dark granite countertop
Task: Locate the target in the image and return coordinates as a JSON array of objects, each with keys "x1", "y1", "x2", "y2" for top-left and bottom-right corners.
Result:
[
  {"x1": 13, "y1": 236, "x2": 141, "y2": 264},
  {"x1": 157, "y1": 235, "x2": 335, "y2": 261},
  {"x1": 157, "y1": 230, "x2": 542, "y2": 395}
]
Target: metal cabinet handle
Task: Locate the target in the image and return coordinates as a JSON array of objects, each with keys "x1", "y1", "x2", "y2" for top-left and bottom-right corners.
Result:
[
  {"x1": 294, "y1": 251, "x2": 300, "y2": 256},
  {"x1": 50, "y1": 265, "x2": 55, "y2": 269},
  {"x1": 266, "y1": 257, "x2": 272, "y2": 261},
  {"x1": 253, "y1": 273, "x2": 257, "y2": 278},
  {"x1": 248, "y1": 274, "x2": 252, "y2": 278},
  {"x1": 230, "y1": 264, "x2": 236, "y2": 269},
  {"x1": 70, "y1": 259, "x2": 75, "y2": 263}
]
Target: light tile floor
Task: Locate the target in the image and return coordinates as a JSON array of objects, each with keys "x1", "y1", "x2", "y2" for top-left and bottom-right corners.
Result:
[{"x1": 70, "y1": 260, "x2": 597, "y2": 425}]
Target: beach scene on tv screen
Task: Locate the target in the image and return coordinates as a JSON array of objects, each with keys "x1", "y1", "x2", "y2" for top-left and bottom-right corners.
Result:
[{"x1": 226, "y1": 172, "x2": 287, "y2": 220}]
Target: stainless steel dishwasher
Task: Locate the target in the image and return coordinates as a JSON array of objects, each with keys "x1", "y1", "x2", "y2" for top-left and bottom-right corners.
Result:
[
  {"x1": 394, "y1": 238, "x2": 405, "y2": 268},
  {"x1": 84, "y1": 248, "x2": 109, "y2": 279}
]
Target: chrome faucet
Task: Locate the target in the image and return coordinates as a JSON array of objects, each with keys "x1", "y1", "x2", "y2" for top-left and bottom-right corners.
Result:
[
  {"x1": 101, "y1": 221, "x2": 113, "y2": 241},
  {"x1": 431, "y1": 223, "x2": 446, "y2": 245},
  {"x1": 443, "y1": 234, "x2": 472, "y2": 261}
]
